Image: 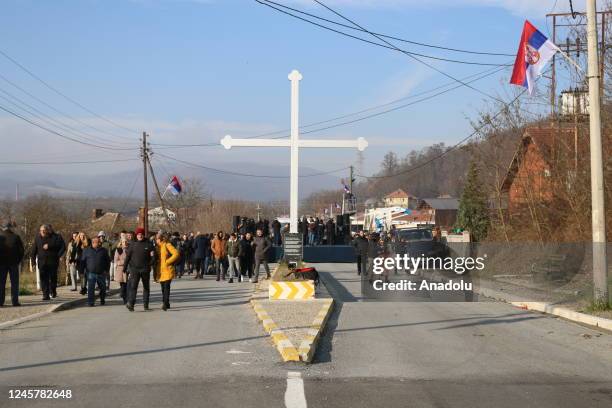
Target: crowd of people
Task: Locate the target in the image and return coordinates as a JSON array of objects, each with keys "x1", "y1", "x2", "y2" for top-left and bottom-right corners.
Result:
[
  {"x1": 0, "y1": 221, "x2": 275, "y2": 310},
  {"x1": 234, "y1": 216, "x2": 350, "y2": 246}
]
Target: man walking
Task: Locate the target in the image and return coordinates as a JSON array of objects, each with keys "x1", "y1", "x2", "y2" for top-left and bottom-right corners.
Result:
[
  {"x1": 97, "y1": 231, "x2": 113, "y2": 290},
  {"x1": 352, "y1": 230, "x2": 369, "y2": 276},
  {"x1": 239, "y1": 232, "x2": 254, "y2": 282},
  {"x1": 123, "y1": 227, "x2": 155, "y2": 311},
  {"x1": 0, "y1": 221, "x2": 24, "y2": 307},
  {"x1": 31, "y1": 224, "x2": 66, "y2": 300},
  {"x1": 211, "y1": 231, "x2": 227, "y2": 281},
  {"x1": 82, "y1": 236, "x2": 110, "y2": 306},
  {"x1": 226, "y1": 233, "x2": 242, "y2": 283},
  {"x1": 252, "y1": 229, "x2": 271, "y2": 283},
  {"x1": 192, "y1": 232, "x2": 210, "y2": 279}
]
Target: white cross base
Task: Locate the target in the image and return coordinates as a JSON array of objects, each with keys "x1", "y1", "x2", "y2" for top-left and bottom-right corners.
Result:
[{"x1": 220, "y1": 70, "x2": 368, "y2": 234}]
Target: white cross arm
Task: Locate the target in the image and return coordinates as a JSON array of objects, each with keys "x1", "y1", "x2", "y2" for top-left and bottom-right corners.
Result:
[
  {"x1": 298, "y1": 137, "x2": 368, "y2": 151},
  {"x1": 221, "y1": 135, "x2": 290, "y2": 149},
  {"x1": 221, "y1": 135, "x2": 368, "y2": 151}
]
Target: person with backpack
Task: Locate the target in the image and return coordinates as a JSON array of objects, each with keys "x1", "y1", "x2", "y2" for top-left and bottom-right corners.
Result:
[{"x1": 153, "y1": 231, "x2": 179, "y2": 311}]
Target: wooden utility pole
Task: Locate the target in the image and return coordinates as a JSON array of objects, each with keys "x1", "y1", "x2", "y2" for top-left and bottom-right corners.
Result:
[
  {"x1": 142, "y1": 132, "x2": 149, "y2": 236},
  {"x1": 586, "y1": 0, "x2": 609, "y2": 307}
]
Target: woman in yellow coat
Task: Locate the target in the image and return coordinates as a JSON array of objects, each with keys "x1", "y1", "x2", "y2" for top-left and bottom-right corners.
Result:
[{"x1": 154, "y1": 231, "x2": 180, "y2": 311}]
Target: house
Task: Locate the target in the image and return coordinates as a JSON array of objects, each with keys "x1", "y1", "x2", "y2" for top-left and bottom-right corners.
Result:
[
  {"x1": 383, "y1": 189, "x2": 416, "y2": 208},
  {"x1": 500, "y1": 124, "x2": 583, "y2": 213},
  {"x1": 417, "y1": 198, "x2": 460, "y2": 228}
]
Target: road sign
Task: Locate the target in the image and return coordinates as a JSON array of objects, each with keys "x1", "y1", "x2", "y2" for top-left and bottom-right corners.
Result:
[{"x1": 283, "y1": 232, "x2": 303, "y2": 263}]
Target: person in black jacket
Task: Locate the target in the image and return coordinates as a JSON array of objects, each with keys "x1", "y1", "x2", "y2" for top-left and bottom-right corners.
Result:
[
  {"x1": 239, "y1": 232, "x2": 254, "y2": 281},
  {"x1": 271, "y1": 219, "x2": 282, "y2": 246},
  {"x1": 82, "y1": 236, "x2": 110, "y2": 306},
  {"x1": 192, "y1": 232, "x2": 211, "y2": 279},
  {"x1": 0, "y1": 221, "x2": 25, "y2": 307},
  {"x1": 31, "y1": 224, "x2": 66, "y2": 300},
  {"x1": 123, "y1": 227, "x2": 155, "y2": 311},
  {"x1": 352, "y1": 230, "x2": 369, "y2": 276}
]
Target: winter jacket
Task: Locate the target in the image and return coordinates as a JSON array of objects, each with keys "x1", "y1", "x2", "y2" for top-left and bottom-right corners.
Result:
[
  {"x1": 0, "y1": 229, "x2": 24, "y2": 265},
  {"x1": 31, "y1": 232, "x2": 66, "y2": 268},
  {"x1": 81, "y1": 246, "x2": 111, "y2": 275},
  {"x1": 123, "y1": 239, "x2": 154, "y2": 273},
  {"x1": 154, "y1": 241, "x2": 180, "y2": 282},
  {"x1": 352, "y1": 236, "x2": 369, "y2": 256},
  {"x1": 252, "y1": 236, "x2": 271, "y2": 260},
  {"x1": 211, "y1": 237, "x2": 227, "y2": 260},
  {"x1": 193, "y1": 235, "x2": 210, "y2": 259},
  {"x1": 113, "y1": 247, "x2": 128, "y2": 283},
  {"x1": 239, "y1": 238, "x2": 253, "y2": 261},
  {"x1": 226, "y1": 239, "x2": 242, "y2": 258}
]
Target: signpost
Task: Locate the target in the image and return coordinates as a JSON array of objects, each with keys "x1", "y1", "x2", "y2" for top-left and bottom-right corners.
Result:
[{"x1": 283, "y1": 232, "x2": 303, "y2": 264}]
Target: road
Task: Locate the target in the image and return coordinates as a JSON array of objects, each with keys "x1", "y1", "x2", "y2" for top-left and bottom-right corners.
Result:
[{"x1": 1, "y1": 263, "x2": 611, "y2": 408}]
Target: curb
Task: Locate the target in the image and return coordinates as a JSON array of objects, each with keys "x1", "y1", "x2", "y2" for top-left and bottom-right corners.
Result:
[
  {"x1": 0, "y1": 288, "x2": 120, "y2": 331},
  {"x1": 250, "y1": 299, "x2": 300, "y2": 362},
  {"x1": 478, "y1": 286, "x2": 612, "y2": 332},
  {"x1": 297, "y1": 298, "x2": 334, "y2": 363}
]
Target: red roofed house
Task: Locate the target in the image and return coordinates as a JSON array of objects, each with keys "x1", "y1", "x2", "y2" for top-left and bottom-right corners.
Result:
[{"x1": 383, "y1": 188, "x2": 416, "y2": 208}]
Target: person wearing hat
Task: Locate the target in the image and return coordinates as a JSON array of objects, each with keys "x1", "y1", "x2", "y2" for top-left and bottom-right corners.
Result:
[
  {"x1": 123, "y1": 227, "x2": 155, "y2": 311},
  {"x1": 153, "y1": 231, "x2": 179, "y2": 311},
  {"x1": 0, "y1": 221, "x2": 24, "y2": 307}
]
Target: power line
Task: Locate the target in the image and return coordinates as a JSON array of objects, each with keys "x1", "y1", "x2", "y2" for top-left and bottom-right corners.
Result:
[
  {"x1": 356, "y1": 87, "x2": 529, "y2": 180},
  {"x1": 150, "y1": 64, "x2": 510, "y2": 148},
  {"x1": 0, "y1": 158, "x2": 138, "y2": 165},
  {"x1": 155, "y1": 151, "x2": 349, "y2": 179},
  {"x1": 0, "y1": 86, "x2": 139, "y2": 149},
  {"x1": 0, "y1": 48, "x2": 140, "y2": 135},
  {"x1": 256, "y1": 1, "x2": 510, "y2": 68},
  {"x1": 0, "y1": 103, "x2": 138, "y2": 151},
  {"x1": 308, "y1": 0, "x2": 505, "y2": 102},
  {"x1": 260, "y1": 0, "x2": 514, "y2": 57},
  {"x1": 0, "y1": 72, "x2": 138, "y2": 146}
]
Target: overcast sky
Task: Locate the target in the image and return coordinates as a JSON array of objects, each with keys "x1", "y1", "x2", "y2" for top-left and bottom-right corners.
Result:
[{"x1": 0, "y1": 0, "x2": 589, "y2": 185}]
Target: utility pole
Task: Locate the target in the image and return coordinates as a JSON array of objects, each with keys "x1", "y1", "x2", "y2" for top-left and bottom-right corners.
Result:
[
  {"x1": 142, "y1": 132, "x2": 149, "y2": 237},
  {"x1": 256, "y1": 203, "x2": 262, "y2": 222},
  {"x1": 349, "y1": 165, "x2": 354, "y2": 194},
  {"x1": 586, "y1": 0, "x2": 609, "y2": 307}
]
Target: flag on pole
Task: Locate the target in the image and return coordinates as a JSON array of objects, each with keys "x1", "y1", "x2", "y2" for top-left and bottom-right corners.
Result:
[
  {"x1": 335, "y1": 202, "x2": 341, "y2": 210},
  {"x1": 167, "y1": 176, "x2": 182, "y2": 196},
  {"x1": 510, "y1": 20, "x2": 559, "y2": 96}
]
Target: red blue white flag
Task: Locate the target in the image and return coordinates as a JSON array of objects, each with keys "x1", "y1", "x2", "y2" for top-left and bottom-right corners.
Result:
[
  {"x1": 510, "y1": 20, "x2": 559, "y2": 96},
  {"x1": 167, "y1": 176, "x2": 182, "y2": 196}
]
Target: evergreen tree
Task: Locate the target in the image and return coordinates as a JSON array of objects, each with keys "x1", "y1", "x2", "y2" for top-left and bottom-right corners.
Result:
[{"x1": 456, "y1": 161, "x2": 490, "y2": 241}]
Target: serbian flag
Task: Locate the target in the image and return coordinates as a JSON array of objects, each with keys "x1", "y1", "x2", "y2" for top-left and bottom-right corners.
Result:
[
  {"x1": 510, "y1": 20, "x2": 559, "y2": 95},
  {"x1": 167, "y1": 176, "x2": 182, "y2": 196}
]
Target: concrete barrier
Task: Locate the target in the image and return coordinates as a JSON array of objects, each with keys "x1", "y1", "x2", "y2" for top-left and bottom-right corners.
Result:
[{"x1": 269, "y1": 281, "x2": 315, "y2": 300}]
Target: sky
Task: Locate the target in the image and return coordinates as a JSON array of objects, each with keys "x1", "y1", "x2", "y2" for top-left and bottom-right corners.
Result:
[{"x1": 0, "y1": 0, "x2": 591, "y2": 187}]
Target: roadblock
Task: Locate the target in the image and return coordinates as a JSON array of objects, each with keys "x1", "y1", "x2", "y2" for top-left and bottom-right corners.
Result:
[{"x1": 269, "y1": 281, "x2": 315, "y2": 300}]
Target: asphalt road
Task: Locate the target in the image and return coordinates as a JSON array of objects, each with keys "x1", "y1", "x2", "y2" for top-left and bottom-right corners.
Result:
[{"x1": 1, "y1": 264, "x2": 611, "y2": 408}]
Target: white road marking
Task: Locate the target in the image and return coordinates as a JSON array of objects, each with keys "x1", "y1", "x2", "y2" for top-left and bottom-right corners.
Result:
[
  {"x1": 226, "y1": 349, "x2": 252, "y2": 354},
  {"x1": 231, "y1": 361, "x2": 251, "y2": 366},
  {"x1": 285, "y1": 371, "x2": 307, "y2": 408}
]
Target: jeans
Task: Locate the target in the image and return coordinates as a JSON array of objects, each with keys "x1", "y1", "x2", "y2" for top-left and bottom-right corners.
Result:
[
  {"x1": 194, "y1": 257, "x2": 210, "y2": 277},
  {"x1": 239, "y1": 257, "x2": 253, "y2": 278},
  {"x1": 0, "y1": 263, "x2": 19, "y2": 306},
  {"x1": 253, "y1": 258, "x2": 270, "y2": 282},
  {"x1": 87, "y1": 273, "x2": 106, "y2": 306},
  {"x1": 78, "y1": 262, "x2": 87, "y2": 292},
  {"x1": 67, "y1": 263, "x2": 78, "y2": 289},
  {"x1": 308, "y1": 231, "x2": 316, "y2": 246},
  {"x1": 215, "y1": 258, "x2": 227, "y2": 280},
  {"x1": 273, "y1": 232, "x2": 282, "y2": 246},
  {"x1": 160, "y1": 280, "x2": 171, "y2": 308},
  {"x1": 176, "y1": 258, "x2": 185, "y2": 277},
  {"x1": 119, "y1": 282, "x2": 127, "y2": 304},
  {"x1": 39, "y1": 264, "x2": 58, "y2": 299},
  {"x1": 357, "y1": 255, "x2": 368, "y2": 276},
  {"x1": 127, "y1": 268, "x2": 150, "y2": 308},
  {"x1": 227, "y1": 256, "x2": 240, "y2": 280}
]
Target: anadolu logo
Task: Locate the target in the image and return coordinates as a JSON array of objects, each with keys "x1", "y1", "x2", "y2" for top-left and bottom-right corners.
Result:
[{"x1": 525, "y1": 44, "x2": 540, "y2": 65}]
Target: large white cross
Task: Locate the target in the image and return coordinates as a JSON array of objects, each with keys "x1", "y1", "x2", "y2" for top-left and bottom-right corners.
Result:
[{"x1": 221, "y1": 70, "x2": 368, "y2": 234}]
